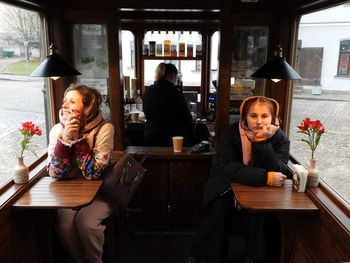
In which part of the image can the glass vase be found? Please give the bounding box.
[307,158,320,187]
[13,156,29,184]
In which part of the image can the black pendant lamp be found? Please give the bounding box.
[31,44,81,80]
[251,45,302,83]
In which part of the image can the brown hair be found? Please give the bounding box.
[64,84,102,125]
[154,62,178,81]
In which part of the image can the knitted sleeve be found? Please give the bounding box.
[73,123,114,180]
[47,124,73,179]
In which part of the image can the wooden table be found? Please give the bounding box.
[13,176,103,263]
[231,179,318,263]
[13,176,103,209]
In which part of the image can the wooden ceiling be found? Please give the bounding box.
[7,0,349,15]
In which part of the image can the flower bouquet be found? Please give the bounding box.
[297,117,325,187]
[14,122,42,184]
[18,121,42,157]
[297,117,325,159]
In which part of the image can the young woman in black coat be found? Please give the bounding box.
[142,63,193,146]
[187,96,290,263]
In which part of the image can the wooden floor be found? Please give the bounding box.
[114,231,195,263]
[113,229,247,263]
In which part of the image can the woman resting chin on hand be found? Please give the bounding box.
[47,84,115,263]
[59,107,82,143]
[187,96,290,263]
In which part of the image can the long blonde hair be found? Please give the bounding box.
[64,84,102,125]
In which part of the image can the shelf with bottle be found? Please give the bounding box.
[142,30,203,60]
[142,55,203,60]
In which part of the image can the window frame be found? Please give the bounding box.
[0,2,49,191]
[337,39,350,76]
[290,3,350,233]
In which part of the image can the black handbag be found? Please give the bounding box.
[93,121,147,207]
[99,153,147,207]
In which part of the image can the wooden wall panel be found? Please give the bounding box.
[292,188,350,263]
[0,199,41,263]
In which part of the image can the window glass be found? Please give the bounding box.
[230,27,268,123]
[290,2,350,204]
[0,3,48,186]
[121,30,135,78]
[73,24,111,121]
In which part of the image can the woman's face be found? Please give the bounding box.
[61,90,84,118]
[246,102,273,132]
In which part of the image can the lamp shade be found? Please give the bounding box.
[251,46,302,80]
[31,44,81,77]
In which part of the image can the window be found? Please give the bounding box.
[73,24,110,121]
[230,27,268,121]
[0,3,48,186]
[337,39,350,76]
[121,30,135,78]
[290,3,350,205]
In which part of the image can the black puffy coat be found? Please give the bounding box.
[204,122,290,205]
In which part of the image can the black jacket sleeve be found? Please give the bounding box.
[203,122,290,205]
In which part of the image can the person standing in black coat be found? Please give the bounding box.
[142,63,193,146]
[187,96,290,263]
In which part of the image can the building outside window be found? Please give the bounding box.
[290,2,350,204]
[337,39,350,76]
[0,2,48,186]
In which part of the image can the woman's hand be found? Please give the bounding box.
[254,124,279,139]
[61,109,81,142]
[271,172,287,187]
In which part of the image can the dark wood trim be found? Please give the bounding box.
[215,0,232,141]
[293,0,350,15]
[106,7,125,151]
[0,0,48,11]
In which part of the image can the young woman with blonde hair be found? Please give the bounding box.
[48,84,114,263]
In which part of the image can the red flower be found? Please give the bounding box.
[297,118,325,159]
[19,122,42,157]
[297,117,311,131]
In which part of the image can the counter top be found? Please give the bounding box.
[126,146,215,160]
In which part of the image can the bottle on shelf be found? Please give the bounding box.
[136,89,143,111]
[195,32,202,57]
[124,93,131,114]
[176,73,183,93]
[163,31,171,57]
[149,31,156,56]
[187,31,194,58]
[129,97,136,112]
[142,31,149,56]
[178,31,186,57]
[155,31,163,57]
[170,31,178,57]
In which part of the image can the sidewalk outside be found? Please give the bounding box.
[294,87,350,102]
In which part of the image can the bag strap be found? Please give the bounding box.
[92,120,107,149]
[130,150,147,165]
[139,154,147,165]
